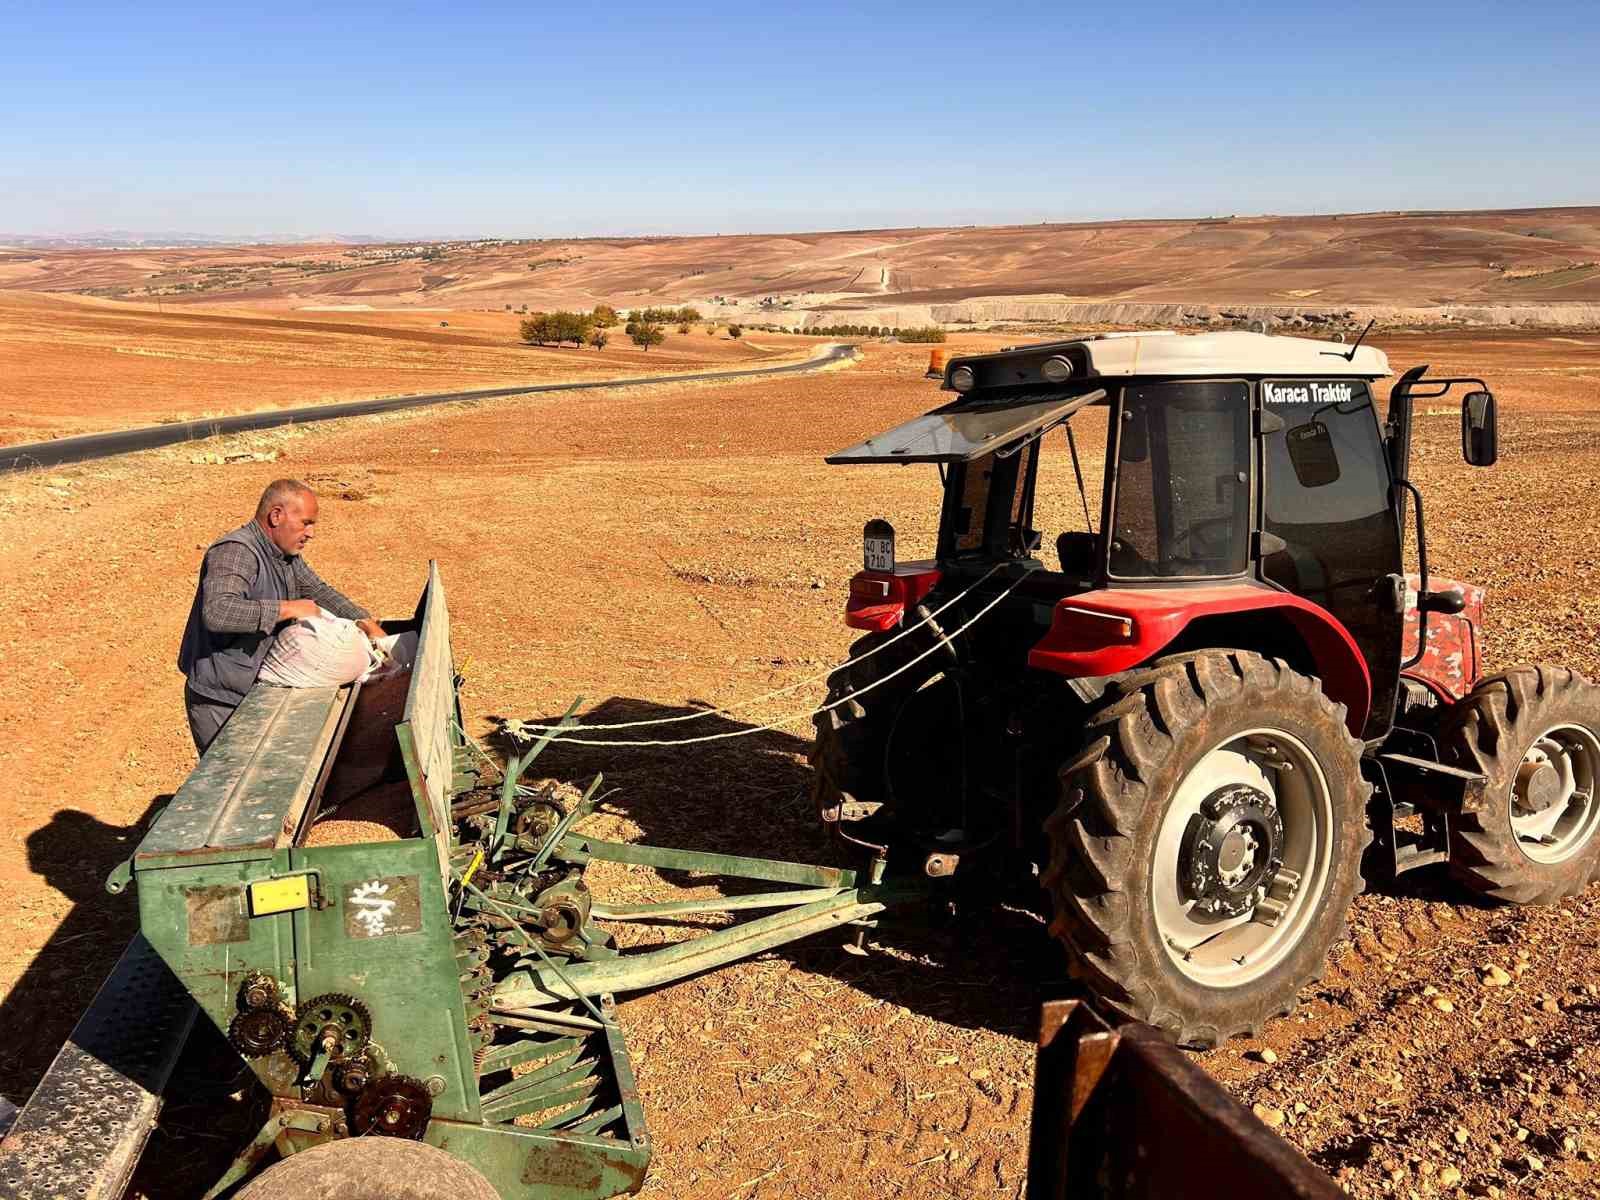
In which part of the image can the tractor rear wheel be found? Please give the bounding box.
[1045,651,1370,1048]
[810,629,945,835]
[236,1138,500,1200]
[1441,665,1600,904]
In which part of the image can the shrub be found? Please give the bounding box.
[727,324,742,338]
[588,328,609,351]
[898,326,946,343]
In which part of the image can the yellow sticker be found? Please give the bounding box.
[249,875,311,916]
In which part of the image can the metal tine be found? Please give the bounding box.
[476,1035,583,1079]
[491,1006,608,1031]
[527,1079,606,1129]
[568,1104,625,1137]
[484,1073,603,1123]
[478,1046,590,1105]
[539,1094,604,1132]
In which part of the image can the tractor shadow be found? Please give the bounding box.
[488,698,1071,1042]
[0,802,166,1108]
[2,801,268,1199]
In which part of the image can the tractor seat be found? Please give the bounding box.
[1056,531,1098,577]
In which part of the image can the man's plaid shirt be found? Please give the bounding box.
[202,522,369,634]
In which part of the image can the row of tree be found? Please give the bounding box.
[520,308,688,351]
[803,324,945,341]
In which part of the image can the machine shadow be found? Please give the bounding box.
[0,800,167,1106]
[487,698,1071,1041]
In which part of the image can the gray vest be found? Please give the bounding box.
[178,524,289,705]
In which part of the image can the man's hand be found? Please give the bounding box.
[278,598,319,622]
[356,618,385,642]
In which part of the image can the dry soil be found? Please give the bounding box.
[2,331,1600,1199]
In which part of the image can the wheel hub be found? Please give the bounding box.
[1180,784,1284,917]
[1515,756,1561,815]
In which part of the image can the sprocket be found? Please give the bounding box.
[349,1074,434,1139]
[290,993,373,1064]
[228,1005,292,1058]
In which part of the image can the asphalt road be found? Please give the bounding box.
[1,343,857,471]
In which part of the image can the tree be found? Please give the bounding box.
[520,310,592,347]
[727,324,743,339]
[630,322,665,350]
[591,303,619,327]
[520,313,550,345]
[677,306,702,323]
[705,324,717,336]
[624,319,640,336]
[588,327,609,351]
[679,322,691,334]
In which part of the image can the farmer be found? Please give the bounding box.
[178,478,383,754]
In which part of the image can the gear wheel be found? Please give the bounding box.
[290,993,372,1064]
[229,1006,292,1057]
[238,970,282,1011]
[350,1074,433,1139]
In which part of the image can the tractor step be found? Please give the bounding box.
[1372,752,1485,878]
[0,936,195,1200]
[1392,844,1451,871]
[1377,752,1486,787]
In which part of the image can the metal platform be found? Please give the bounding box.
[0,937,195,1200]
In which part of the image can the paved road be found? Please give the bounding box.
[1,343,856,471]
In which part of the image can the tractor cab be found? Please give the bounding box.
[826,330,1498,745]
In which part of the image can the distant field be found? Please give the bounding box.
[0,292,811,445]
[4,207,1600,316]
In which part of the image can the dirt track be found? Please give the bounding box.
[3,331,1600,1198]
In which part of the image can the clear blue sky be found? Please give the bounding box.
[3,0,1596,238]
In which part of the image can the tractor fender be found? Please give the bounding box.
[1028,583,1372,734]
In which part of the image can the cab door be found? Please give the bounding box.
[1258,379,1405,739]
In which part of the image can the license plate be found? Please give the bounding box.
[864,535,895,572]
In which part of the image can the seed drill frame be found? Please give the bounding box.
[0,565,908,1200]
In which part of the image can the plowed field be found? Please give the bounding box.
[3,330,1599,1199]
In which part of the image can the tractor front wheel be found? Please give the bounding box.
[1045,651,1370,1048]
[1441,665,1600,904]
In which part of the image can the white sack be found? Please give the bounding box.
[260,609,384,688]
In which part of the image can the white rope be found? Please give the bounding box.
[510,562,1004,733]
[521,567,1031,748]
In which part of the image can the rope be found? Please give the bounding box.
[510,562,1004,733]
[524,566,1031,747]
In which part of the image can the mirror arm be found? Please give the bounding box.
[1396,479,1429,669]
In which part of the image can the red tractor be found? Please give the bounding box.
[814,330,1600,1047]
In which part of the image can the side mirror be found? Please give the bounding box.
[1462,390,1497,467]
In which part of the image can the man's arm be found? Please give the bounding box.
[201,543,280,634]
[290,557,372,622]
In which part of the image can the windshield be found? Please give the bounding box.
[1110,381,1251,578]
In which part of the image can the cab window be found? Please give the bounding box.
[1110,381,1251,578]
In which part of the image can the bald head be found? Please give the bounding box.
[254,479,320,556]
[255,478,314,520]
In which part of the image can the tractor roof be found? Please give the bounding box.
[943,330,1390,394]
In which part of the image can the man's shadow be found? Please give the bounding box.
[488,698,1062,1042]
